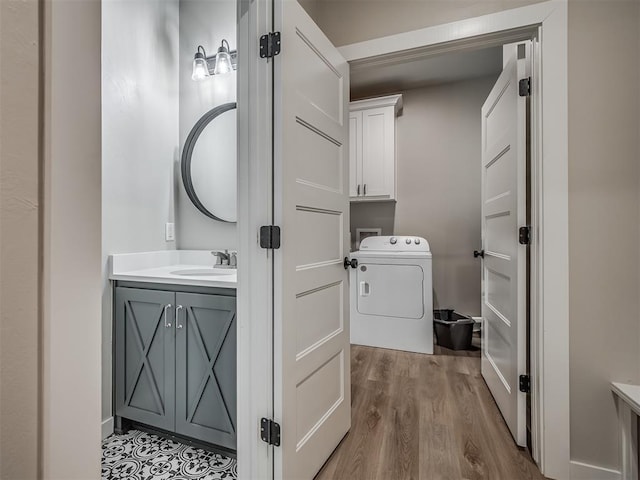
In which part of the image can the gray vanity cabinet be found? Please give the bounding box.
[175,293,236,449]
[114,285,236,450]
[114,288,176,432]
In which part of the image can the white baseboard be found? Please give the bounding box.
[102,416,114,440]
[571,460,620,480]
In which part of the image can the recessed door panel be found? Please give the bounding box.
[295,119,342,193]
[296,281,343,358]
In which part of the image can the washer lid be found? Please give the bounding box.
[359,235,430,253]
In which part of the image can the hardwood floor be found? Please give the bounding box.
[315,340,545,480]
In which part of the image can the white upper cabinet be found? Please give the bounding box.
[349,94,402,201]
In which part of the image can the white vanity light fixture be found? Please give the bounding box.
[191,40,237,80]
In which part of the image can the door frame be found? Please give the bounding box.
[237,0,275,479]
[338,1,569,478]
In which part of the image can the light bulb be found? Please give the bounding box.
[192,51,209,81]
[213,50,232,75]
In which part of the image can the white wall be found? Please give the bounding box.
[43,0,103,476]
[0,0,41,477]
[309,0,545,46]
[102,0,180,429]
[351,76,498,317]
[177,0,237,250]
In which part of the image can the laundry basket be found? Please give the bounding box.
[433,310,475,350]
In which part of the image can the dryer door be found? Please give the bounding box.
[356,263,424,319]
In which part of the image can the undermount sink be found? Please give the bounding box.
[170,268,236,277]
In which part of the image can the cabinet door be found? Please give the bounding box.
[361,106,395,198]
[174,292,237,449]
[349,111,362,197]
[114,287,175,431]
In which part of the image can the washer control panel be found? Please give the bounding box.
[359,235,430,252]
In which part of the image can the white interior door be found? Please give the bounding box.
[480,50,528,447]
[273,1,351,478]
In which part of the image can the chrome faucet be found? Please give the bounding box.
[211,249,237,269]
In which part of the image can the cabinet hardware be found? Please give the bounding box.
[163,304,172,328]
[519,374,531,393]
[357,184,360,196]
[474,250,485,258]
[519,226,531,245]
[176,305,183,329]
[364,184,367,195]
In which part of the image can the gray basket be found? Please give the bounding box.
[433,311,474,350]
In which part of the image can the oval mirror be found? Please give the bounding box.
[181,102,237,223]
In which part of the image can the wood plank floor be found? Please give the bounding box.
[315,339,545,480]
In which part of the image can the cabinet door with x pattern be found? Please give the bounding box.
[114,287,175,431]
[174,292,237,449]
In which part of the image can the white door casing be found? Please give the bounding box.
[480,51,528,447]
[273,1,351,479]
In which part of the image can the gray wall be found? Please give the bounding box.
[102,0,180,426]
[567,0,640,470]
[338,0,640,472]
[351,76,498,317]
[308,0,545,46]
[178,0,237,250]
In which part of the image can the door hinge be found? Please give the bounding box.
[259,226,281,249]
[260,418,281,446]
[519,226,531,245]
[519,374,531,393]
[519,77,531,97]
[259,32,281,59]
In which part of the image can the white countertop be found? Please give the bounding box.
[612,382,640,416]
[109,250,237,289]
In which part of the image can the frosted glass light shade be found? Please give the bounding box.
[213,50,232,75]
[192,53,208,81]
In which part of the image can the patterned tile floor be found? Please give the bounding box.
[102,430,237,480]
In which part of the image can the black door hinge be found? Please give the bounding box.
[519,374,531,393]
[519,77,531,97]
[260,418,281,446]
[259,226,281,249]
[519,226,531,245]
[260,32,281,59]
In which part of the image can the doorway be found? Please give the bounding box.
[317,37,536,476]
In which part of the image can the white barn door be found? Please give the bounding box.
[273,1,351,478]
[480,50,528,447]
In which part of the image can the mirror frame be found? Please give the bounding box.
[181,102,237,222]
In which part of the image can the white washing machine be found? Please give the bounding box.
[349,235,433,354]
